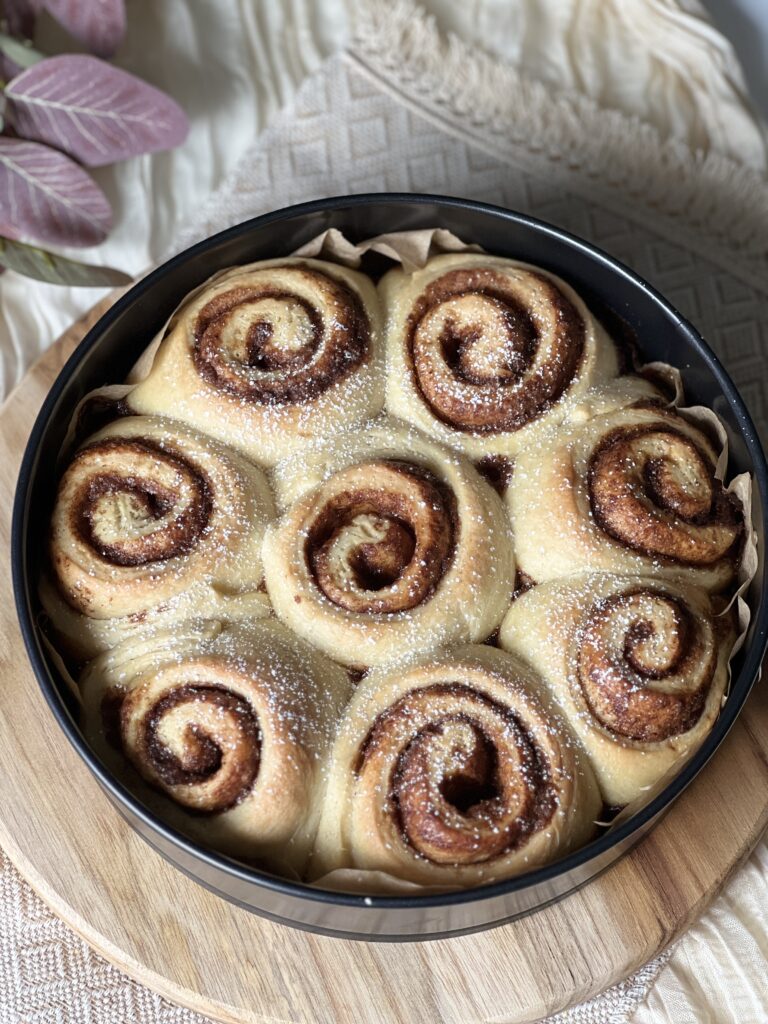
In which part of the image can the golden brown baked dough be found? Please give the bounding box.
[262,422,516,667]
[80,619,351,875]
[508,403,744,593]
[41,245,752,893]
[127,258,384,466]
[381,253,621,458]
[45,415,274,659]
[499,573,735,806]
[310,644,601,889]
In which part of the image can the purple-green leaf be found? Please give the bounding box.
[0,30,45,71]
[0,137,111,247]
[42,0,125,58]
[5,54,189,167]
[0,233,131,286]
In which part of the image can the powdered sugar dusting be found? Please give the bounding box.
[43,242,753,895]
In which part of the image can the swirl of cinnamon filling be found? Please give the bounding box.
[576,588,717,743]
[121,681,261,813]
[498,573,736,806]
[358,683,556,865]
[80,620,352,872]
[48,417,275,629]
[310,647,601,886]
[304,460,456,615]
[193,267,370,404]
[406,266,585,433]
[588,425,743,566]
[263,424,516,669]
[71,438,212,567]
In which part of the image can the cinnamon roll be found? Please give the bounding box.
[508,403,744,592]
[310,645,601,889]
[45,416,275,659]
[126,259,384,466]
[499,574,736,805]
[262,423,516,667]
[80,619,351,874]
[381,254,621,458]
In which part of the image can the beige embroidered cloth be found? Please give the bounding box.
[1,2,767,1021]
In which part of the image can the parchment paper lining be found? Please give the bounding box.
[50,227,759,895]
[293,226,483,272]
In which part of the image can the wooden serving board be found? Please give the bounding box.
[1,298,767,1024]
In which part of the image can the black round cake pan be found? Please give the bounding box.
[12,193,768,941]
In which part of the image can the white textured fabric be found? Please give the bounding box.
[1,0,766,400]
[425,0,768,168]
[1,2,767,1023]
[0,851,198,1024]
[633,841,768,1022]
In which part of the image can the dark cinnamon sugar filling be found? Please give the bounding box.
[476,454,514,495]
[356,683,556,865]
[588,424,743,566]
[193,267,370,404]
[305,461,457,614]
[137,684,261,813]
[577,589,716,742]
[406,267,585,433]
[70,438,212,566]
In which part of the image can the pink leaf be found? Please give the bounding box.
[42,0,126,58]
[5,54,189,167]
[1,51,21,80]
[0,137,111,247]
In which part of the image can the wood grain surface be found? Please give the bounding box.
[1,297,767,1024]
